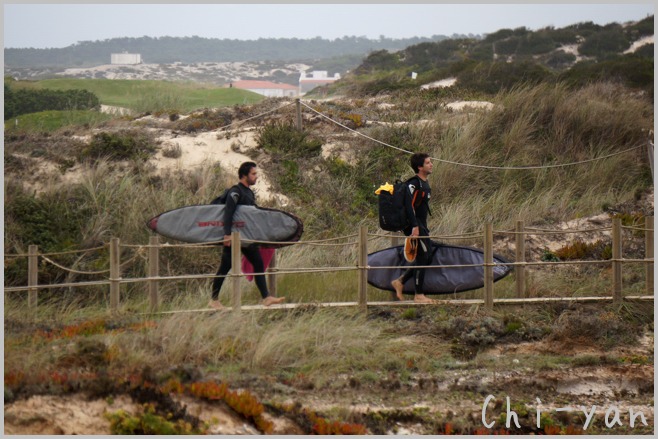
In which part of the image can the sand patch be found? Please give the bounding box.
[624,35,654,54]
[446,101,495,111]
[154,129,289,205]
[421,77,457,90]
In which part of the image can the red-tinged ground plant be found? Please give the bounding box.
[31,319,157,342]
[554,239,611,260]
[544,424,563,434]
[564,424,584,434]
[4,371,25,388]
[186,380,273,434]
[34,319,107,341]
[441,422,454,434]
[267,400,368,434]
[160,377,185,395]
[305,409,368,435]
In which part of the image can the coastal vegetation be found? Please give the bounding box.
[4,17,654,434]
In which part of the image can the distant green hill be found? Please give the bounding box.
[327,16,654,97]
[4,35,456,68]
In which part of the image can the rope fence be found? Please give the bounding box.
[299,101,647,171]
[4,100,654,312]
[5,216,653,313]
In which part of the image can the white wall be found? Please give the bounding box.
[111,53,142,65]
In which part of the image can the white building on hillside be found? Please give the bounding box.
[299,71,341,94]
[111,53,142,65]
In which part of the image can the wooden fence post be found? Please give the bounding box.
[148,235,159,311]
[295,98,302,131]
[646,216,654,295]
[267,251,277,297]
[515,220,526,298]
[358,226,368,311]
[28,245,38,309]
[110,237,120,310]
[484,223,494,309]
[231,232,242,312]
[612,218,622,303]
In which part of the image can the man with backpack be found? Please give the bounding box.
[391,152,436,304]
[208,161,285,309]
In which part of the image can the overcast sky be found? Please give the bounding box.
[3,2,655,49]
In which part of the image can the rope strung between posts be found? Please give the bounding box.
[215,101,295,132]
[622,225,654,232]
[300,101,643,170]
[4,244,107,258]
[40,247,145,275]
[241,235,359,246]
[524,226,612,234]
[370,231,484,239]
[121,234,361,249]
[41,255,110,275]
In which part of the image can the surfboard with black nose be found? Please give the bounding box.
[147,205,303,248]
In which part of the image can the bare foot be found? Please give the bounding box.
[262,296,285,306]
[208,300,225,310]
[391,278,405,301]
[414,294,436,304]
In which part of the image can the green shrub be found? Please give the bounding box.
[401,308,418,320]
[341,112,365,128]
[80,130,158,162]
[544,51,577,70]
[579,28,630,59]
[445,316,505,348]
[560,55,654,89]
[550,309,639,348]
[279,160,305,196]
[540,249,560,262]
[505,321,523,334]
[161,143,182,158]
[626,16,654,38]
[5,193,88,252]
[171,108,232,133]
[4,187,93,286]
[106,405,206,435]
[4,84,100,120]
[354,50,401,74]
[256,121,322,158]
[457,60,552,94]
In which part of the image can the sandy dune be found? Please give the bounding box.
[153,127,289,205]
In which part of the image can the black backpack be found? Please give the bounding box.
[377,177,417,232]
[210,185,236,205]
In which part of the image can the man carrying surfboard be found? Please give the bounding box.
[391,153,436,304]
[208,162,286,309]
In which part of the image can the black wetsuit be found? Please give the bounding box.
[399,176,432,294]
[211,183,270,300]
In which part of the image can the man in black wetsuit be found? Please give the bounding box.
[391,152,436,304]
[208,162,285,309]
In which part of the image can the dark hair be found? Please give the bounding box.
[410,153,430,174]
[238,161,257,179]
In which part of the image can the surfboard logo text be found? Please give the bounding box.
[197,221,245,228]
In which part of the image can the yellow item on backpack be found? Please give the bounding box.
[375,182,394,195]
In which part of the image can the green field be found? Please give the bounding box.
[9,78,264,112]
[4,109,114,133]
